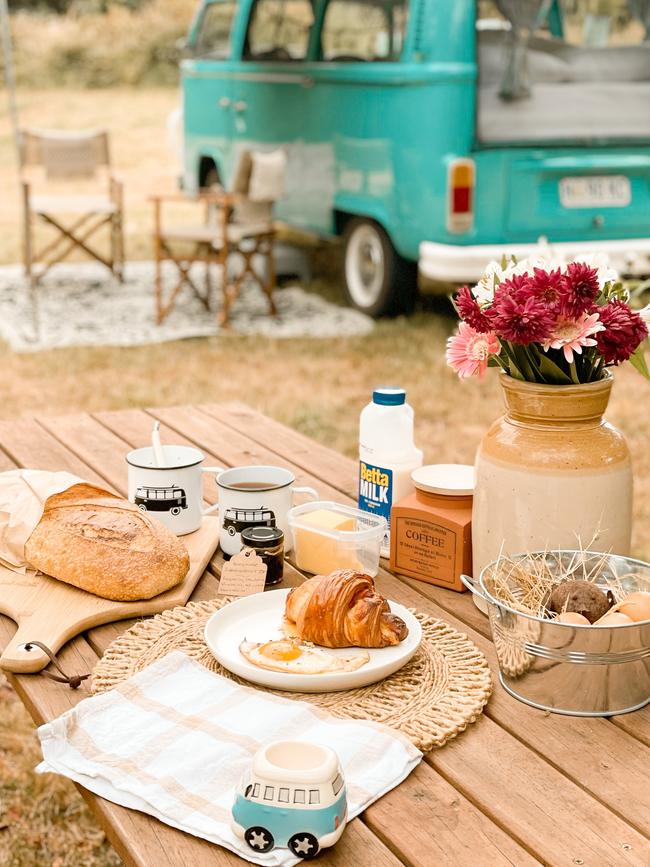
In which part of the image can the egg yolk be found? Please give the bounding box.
[260,640,302,661]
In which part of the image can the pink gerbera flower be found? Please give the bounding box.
[446,322,501,379]
[542,311,605,363]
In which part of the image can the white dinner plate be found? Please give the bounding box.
[204,588,422,693]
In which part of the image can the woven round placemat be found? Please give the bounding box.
[92,597,492,752]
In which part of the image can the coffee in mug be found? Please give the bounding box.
[213,465,318,556]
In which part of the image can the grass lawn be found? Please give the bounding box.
[1,88,650,866]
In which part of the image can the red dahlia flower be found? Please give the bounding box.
[561,262,600,318]
[528,267,564,311]
[595,300,648,364]
[490,280,556,344]
[455,285,492,333]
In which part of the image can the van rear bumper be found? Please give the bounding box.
[419,238,650,285]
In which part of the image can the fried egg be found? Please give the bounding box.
[239,638,369,674]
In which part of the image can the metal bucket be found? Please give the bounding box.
[462,551,650,717]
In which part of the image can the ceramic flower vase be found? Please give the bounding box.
[231,740,347,859]
[472,372,632,599]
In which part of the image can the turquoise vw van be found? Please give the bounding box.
[181,0,650,315]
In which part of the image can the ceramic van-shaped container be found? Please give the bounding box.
[472,373,632,586]
[231,741,347,860]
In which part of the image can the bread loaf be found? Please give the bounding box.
[25,483,189,601]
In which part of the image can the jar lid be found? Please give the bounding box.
[240,526,284,547]
[372,387,405,406]
[411,464,475,496]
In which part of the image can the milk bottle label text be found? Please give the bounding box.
[358,461,393,526]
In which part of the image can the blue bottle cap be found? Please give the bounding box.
[372,387,406,406]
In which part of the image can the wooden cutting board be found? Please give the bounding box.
[0,516,220,674]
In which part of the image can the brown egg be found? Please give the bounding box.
[555,611,590,625]
[594,611,634,627]
[547,580,611,624]
[616,591,650,623]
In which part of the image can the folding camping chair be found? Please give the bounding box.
[20,129,124,294]
[151,148,286,327]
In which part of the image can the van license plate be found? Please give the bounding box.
[559,175,631,209]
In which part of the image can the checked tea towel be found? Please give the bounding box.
[36,651,422,865]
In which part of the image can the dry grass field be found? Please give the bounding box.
[1,89,650,866]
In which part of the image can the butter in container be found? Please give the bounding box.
[287,501,386,577]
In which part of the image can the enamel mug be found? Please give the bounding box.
[126,445,221,536]
[212,465,318,556]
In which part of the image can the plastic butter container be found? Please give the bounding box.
[287,501,386,577]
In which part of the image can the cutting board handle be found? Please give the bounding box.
[1,619,61,673]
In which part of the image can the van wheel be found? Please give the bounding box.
[170,506,181,516]
[288,832,320,859]
[342,218,417,317]
[244,826,274,853]
[138,504,147,512]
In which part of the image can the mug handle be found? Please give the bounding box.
[292,485,319,503]
[201,466,225,516]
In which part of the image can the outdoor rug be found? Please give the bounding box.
[0,262,373,352]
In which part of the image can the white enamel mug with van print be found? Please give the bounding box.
[213,465,318,556]
[126,446,221,536]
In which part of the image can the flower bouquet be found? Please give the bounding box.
[446,257,649,384]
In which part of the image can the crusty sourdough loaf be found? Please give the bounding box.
[24,483,189,601]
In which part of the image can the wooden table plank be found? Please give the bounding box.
[198,402,359,500]
[148,404,345,503]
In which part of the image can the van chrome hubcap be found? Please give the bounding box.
[346,224,385,308]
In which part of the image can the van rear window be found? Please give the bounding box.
[477,0,650,143]
[321,0,408,62]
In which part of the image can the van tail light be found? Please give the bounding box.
[447,158,475,234]
[334,815,340,830]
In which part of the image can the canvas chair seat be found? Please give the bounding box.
[161,221,274,246]
[20,128,124,337]
[152,148,287,327]
[29,195,118,215]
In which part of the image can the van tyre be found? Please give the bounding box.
[244,826,274,853]
[342,218,417,317]
[287,832,320,859]
[138,504,147,512]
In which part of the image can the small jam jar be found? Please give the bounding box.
[389,464,474,592]
[240,526,285,586]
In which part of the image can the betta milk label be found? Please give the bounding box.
[358,461,393,527]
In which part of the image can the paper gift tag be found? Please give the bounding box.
[218,549,267,597]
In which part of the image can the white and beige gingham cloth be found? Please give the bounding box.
[36,651,422,866]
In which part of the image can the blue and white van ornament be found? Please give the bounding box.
[231,740,347,860]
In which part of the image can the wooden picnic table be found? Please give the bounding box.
[1,403,649,867]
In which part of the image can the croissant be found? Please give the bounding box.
[285,569,408,648]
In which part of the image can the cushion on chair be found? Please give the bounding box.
[161,222,273,247]
[248,150,287,203]
[29,195,117,215]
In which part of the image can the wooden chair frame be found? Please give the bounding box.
[20,131,125,298]
[151,191,277,327]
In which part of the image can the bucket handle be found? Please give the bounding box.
[460,574,488,601]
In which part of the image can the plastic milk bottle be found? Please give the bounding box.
[358,387,423,553]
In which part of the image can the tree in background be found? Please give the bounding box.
[8,0,146,13]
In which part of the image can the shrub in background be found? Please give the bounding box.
[9,0,197,87]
